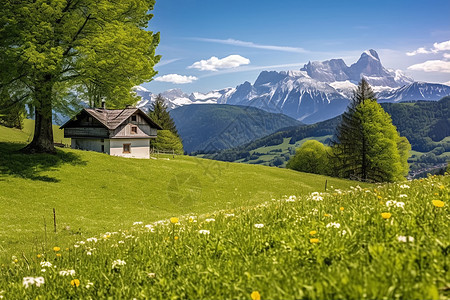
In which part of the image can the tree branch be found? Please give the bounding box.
[62,13,93,57]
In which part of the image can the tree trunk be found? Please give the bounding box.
[21,75,55,154]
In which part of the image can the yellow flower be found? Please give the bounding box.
[71,279,80,287]
[37,254,41,258]
[432,200,445,208]
[309,230,317,236]
[439,185,444,190]
[377,195,383,199]
[381,212,391,219]
[170,217,179,224]
[56,253,61,257]
[65,248,69,251]
[324,213,331,217]
[174,236,179,240]
[310,238,319,244]
[53,246,61,252]
[13,259,18,263]
[339,207,344,211]
[251,291,261,300]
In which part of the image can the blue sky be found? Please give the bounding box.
[143,0,450,94]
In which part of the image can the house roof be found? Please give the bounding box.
[61,108,163,130]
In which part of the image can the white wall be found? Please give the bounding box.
[109,139,150,159]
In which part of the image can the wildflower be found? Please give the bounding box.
[254,224,264,229]
[133,221,143,225]
[397,236,414,243]
[432,200,445,208]
[286,195,296,202]
[170,217,179,224]
[205,218,215,222]
[86,251,92,256]
[71,279,80,287]
[381,212,392,219]
[251,291,261,300]
[309,230,317,236]
[147,272,156,278]
[41,269,46,273]
[310,238,319,244]
[85,281,94,289]
[118,241,125,244]
[86,237,98,243]
[56,254,61,257]
[23,277,45,288]
[340,230,347,236]
[224,213,235,218]
[74,244,80,248]
[145,225,155,232]
[386,200,395,207]
[395,202,405,208]
[199,230,210,235]
[324,213,332,217]
[326,222,341,229]
[37,254,41,258]
[339,207,344,211]
[59,270,76,276]
[112,259,126,269]
[399,184,410,189]
[78,241,86,245]
[439,185,444,190]
[40,261,52,268]
[53,246,60,252]
[174,236,179,240]
[399,194,408,198]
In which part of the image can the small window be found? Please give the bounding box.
[100,139,104,143]
[131,126,137,134]
[123,143,131,153]
[131,115,137,122]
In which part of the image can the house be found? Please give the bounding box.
[60,107,162,159]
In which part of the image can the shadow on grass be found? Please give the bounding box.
[0,142,86,182]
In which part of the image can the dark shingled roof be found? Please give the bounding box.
[61,108,163,130]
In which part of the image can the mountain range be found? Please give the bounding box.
[135,50,450,124]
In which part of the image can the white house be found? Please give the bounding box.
[60,107,162,159]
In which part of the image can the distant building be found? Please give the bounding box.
[60,107,162,159]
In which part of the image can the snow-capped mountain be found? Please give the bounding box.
[135,50,449,124]
[134,87,234,112]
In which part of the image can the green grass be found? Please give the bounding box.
[0,125,360,261]
[0,172,447,299]
[21,119,71,146]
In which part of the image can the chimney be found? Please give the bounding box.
[101,100,106,109]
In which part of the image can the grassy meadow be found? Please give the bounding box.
[0,171,448,299]
[0,124,357,260]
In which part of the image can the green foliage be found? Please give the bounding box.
[148,94,179,136]
[0,95,25,129]
[151,130,184,154]
[0,0,160,151]
[332,80,410,182]
[0,171,448,299]
[287,140,331,175]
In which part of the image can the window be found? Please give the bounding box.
[101,145,105,153]
[131,126,137,134]
[131,115,137,122]
[123,143,131,153]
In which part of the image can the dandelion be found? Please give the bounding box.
[326,222,341,229]
[23,277,45,288]
[381,212,392,219]
[309,230,317,236]
[310,238,319,244]
[53,246,60,252]
[199,230,210,235]
[324,213,332,217]
[56,254,61,257]
[37,254,41,258]
[70,279,80,287]
[174,236,179,240]
[432,200,445,208]
[439,185,444,190]
[251,291,261,300]
[339,207,344,211]
[112,259,126,269]
[254,224,264,229]
[59,270,76,276]
[170,217,179,224]
[205,218,215,222]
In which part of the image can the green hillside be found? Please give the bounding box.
[206,98,450,172]
[0,124,359,260]
[170,104,301,153]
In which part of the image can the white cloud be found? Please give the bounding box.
[188,55,250,71]
[443,53,450,60]
[407,60,450,73]
[192,38,308,53]
[443,81,450,86]
[406,40,450,56]
[154,74,198,84]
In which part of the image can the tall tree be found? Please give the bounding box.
[332,79,410,182]
[148,94,179,137]
[0,0,160,153]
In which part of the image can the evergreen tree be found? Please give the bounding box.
[332,79,410,182]
[148,94,179,137]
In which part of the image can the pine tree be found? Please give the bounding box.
[148,94,179,137]
[332,79,410,182]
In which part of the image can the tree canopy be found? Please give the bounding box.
[0,0,160,153]
[332,79,410,182]
[286,140,331,175]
